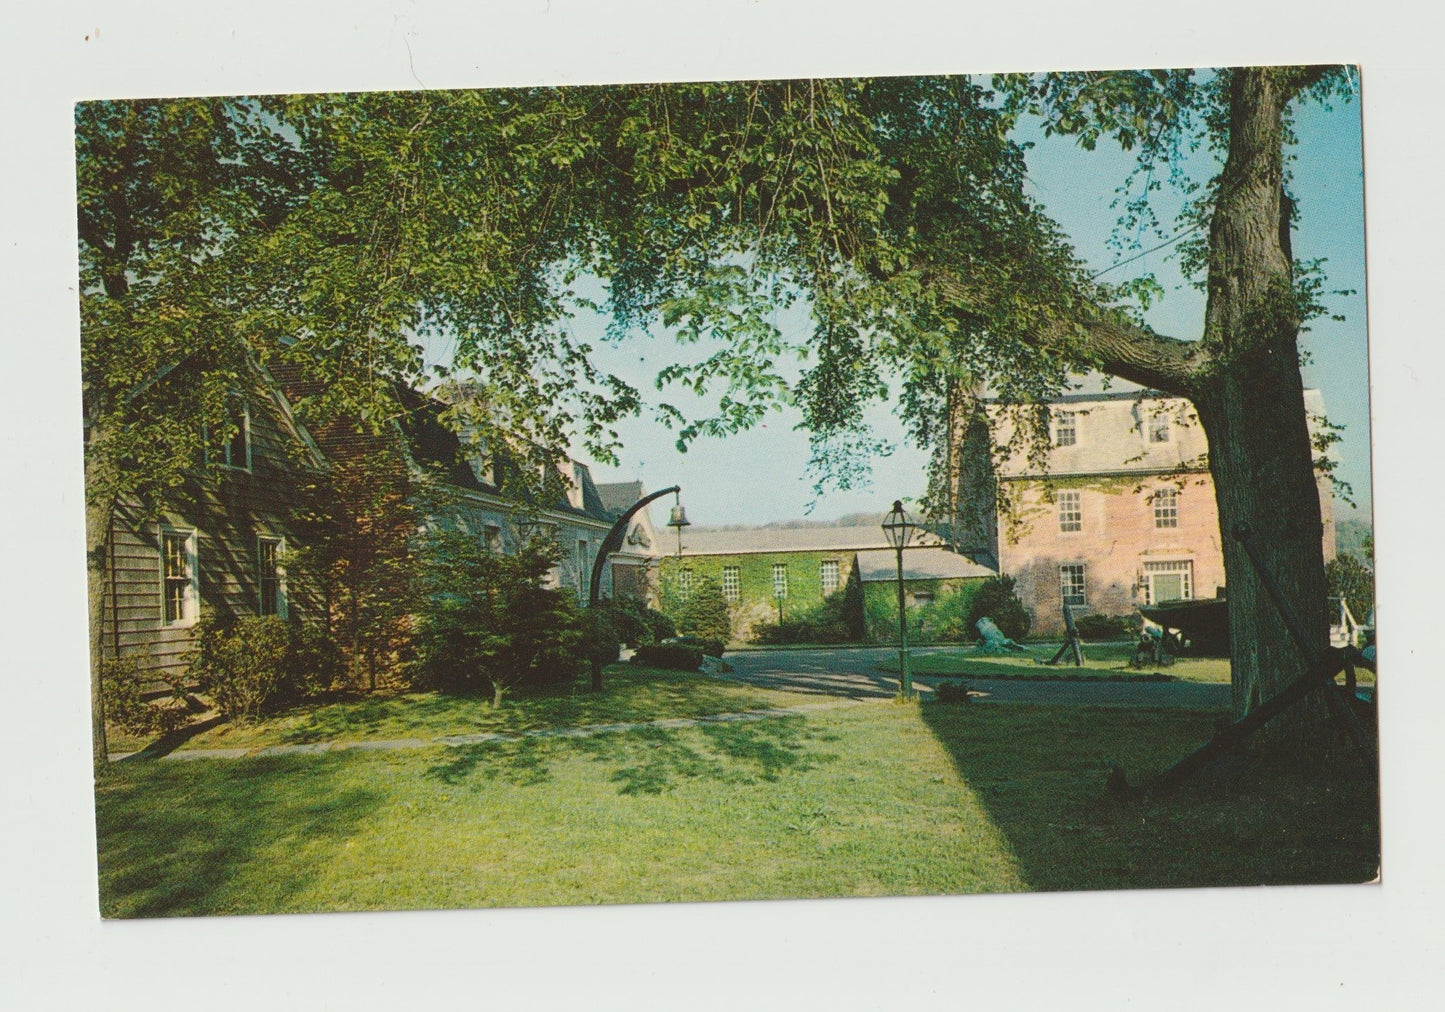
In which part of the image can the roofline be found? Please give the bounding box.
[669,541,941,558]
[985,387,1320,406]
[998,466,1211,482]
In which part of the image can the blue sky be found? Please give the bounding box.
[443,77,1373,530]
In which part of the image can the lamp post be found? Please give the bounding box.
[882,499,916,699]
[586,485,683,692]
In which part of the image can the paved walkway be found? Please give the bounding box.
[719,646,1233,709]
[114,647,1231,763]
[111,698,871,763]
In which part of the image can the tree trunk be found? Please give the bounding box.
[1192,68,1330,738]
[85,493,113,769]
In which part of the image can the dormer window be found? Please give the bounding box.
[1148,412,1171,444]
[1053,410,1077,447]
[207,402,251,470]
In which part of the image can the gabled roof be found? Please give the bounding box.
[596,480,645,518]
[269,361,614,525]
[855,546,996,582]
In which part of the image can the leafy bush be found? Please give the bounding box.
[190,617,290,720]
[632,642,704,671]
[669,635,725,658]
[99,655,189,736]
[412,531,584,706]
[966,576,1031,642]
[579,608,623,667]
[673,576,733,645]
[752,590,860,645]
[933,679,972,704]
[598,595,675,647]
[1073,613,1142,641]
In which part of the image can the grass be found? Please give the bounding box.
[121,665,824,753]
[95,698,1379,917]
[876,641,1234,683]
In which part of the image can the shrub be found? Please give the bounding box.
[1073,613,1142,641]
[752,590,859,646]
[933,679,972,704]
[190,617,292,721]
[598,596,675,648]
[632,642,705,671]
[579,608,623,667]
[99,655,188,736]
[669,635,725,658]
[412,532,585,705]
[966,576,1031,642]
[674,576,732,645]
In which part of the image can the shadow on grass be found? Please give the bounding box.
[918,702,1380,893]
[96,754,382,918]
[423,716,838,797]
[267,667,794,747]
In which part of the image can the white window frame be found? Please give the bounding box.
[1153,488,1179,529]
[160,527,200,628]
[1053,410,1078,447]
[577,539,590,597]
[678,567,694,600]
[257,535,288,619]
[820,559,840,596]
[721,565,741,603]
[1142,560,1194,604]
[1057,490,1082,533]
[205,402,252,472]
[1060,563,1087,609]
[772,563,789,599]
[1147,411,1171,444]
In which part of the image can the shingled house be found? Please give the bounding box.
[96,362,621,685]
[950,385,1338,637]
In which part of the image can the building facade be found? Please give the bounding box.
[953,387,1337,638]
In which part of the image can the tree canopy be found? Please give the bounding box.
[79,67,1359,739]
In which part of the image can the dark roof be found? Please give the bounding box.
[596,481,644,518]
[269,361,613,524]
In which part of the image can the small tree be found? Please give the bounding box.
[413,530,584,707]
[674,576,733,646]
[1326,553,1375,627]
[966,576,1031,643]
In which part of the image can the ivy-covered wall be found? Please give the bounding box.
[660,549,856,640]
[861,578,987,645]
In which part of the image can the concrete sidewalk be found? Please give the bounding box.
[110,697,871,762]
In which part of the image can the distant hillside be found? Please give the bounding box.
[1336,512,1374,562]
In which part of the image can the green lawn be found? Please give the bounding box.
[95,698,1379,917]
[124,665,824,753]
[877,641,1234,683]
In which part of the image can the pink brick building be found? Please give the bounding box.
[955,387,1336,638]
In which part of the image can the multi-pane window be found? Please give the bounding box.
[577,540,590,597]
[161,530,197,626]
[1143,561,1193,604]
[1060,564,1087,608]
[820,559,840,596]
[721,566,741,602]
[1053,410,1077,447]
[772,563,788,599]
[678,568,693,600]
[1148,412,1171,443]
[483,525,502,553]
[1153,488,1179,528]
[1058,490,1082,532]
[258,537,285,617]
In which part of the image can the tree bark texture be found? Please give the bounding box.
[1078,69,1329,734]
[85,491,113,768]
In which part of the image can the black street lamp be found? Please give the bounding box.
[882,499,917,699]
